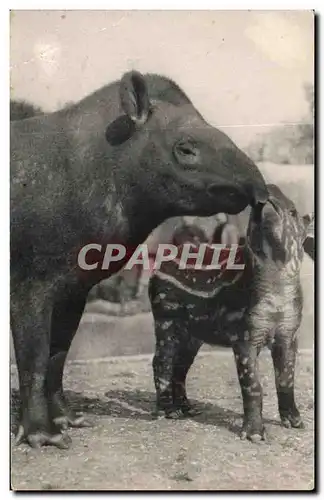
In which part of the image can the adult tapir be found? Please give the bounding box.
[11,70,268,449]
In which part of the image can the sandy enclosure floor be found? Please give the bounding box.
[11,349,314,491]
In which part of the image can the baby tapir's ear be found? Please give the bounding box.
[119,70,151,125]
[220,224,240,246]
[303,212,315,239]
[302,212,315,261]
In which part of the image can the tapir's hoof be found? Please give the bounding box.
[49,392,94,430]
[181,405,203,417]
[15,425,72,449]
[151,408,184,420]
[281,415,305,429]
[152,404,202,420]
[240,422,266,443]
[165,408,185,419]
[53,413,93,430]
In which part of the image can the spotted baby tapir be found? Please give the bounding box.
[148,184,314,441]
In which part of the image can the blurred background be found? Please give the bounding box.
[10,10,314,359]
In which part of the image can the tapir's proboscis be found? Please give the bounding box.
[11,70,268,449]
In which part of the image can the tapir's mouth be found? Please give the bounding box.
[206,184,248,213]
[267,198,281,214]
[207,183,244,199]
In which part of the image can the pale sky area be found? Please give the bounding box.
[10,10,314,147]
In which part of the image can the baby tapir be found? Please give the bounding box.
[148,184,314,441]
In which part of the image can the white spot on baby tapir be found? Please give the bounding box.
[241,357,249,365]
[187,304,195,309]
[198,314,209,321]
[229,334,238,342]
[48,172,53,181]
[159,340,165,347]
[218,306,227,316]
[244,331,250,342]
[166,303,179,310]
[250,391,261,397]
[160,293,166,300]
[227,311,244,321]
[161,321,173,330]
[159,378,170,390]
[252,382,259,389]
[243,368,248,374]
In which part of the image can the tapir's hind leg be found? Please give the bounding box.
[11,283,71,449]
[46,285,91,430]
[152,319,181,418]
[172,337,202,416]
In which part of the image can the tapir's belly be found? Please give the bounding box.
[183,297,247,345]
[149,274,248,346]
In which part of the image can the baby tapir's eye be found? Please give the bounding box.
[289,208,298,217]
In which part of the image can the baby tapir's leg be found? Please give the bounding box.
[172,336,203,416]
[232,338,265,442]
[271,330,304,429]
[152,318,180,418]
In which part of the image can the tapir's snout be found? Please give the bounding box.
[206,137,269,211]
[234,152,269,208]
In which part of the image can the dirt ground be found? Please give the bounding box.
[11,349,314,491]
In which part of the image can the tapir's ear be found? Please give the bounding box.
[302,212,315,260]
[303,212,315,239]
[119,71,151,125]
[220,224,240,246]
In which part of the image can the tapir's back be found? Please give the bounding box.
[149,244,252,346]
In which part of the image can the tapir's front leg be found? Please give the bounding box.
[271,330,304,429]
[46,284,92,430]
[232,338,265,442]
[11,281,71,449]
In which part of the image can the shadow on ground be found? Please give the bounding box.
[10,386,293,440]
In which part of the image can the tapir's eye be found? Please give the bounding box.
[173,139,200,165]
[289,208,297,217]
